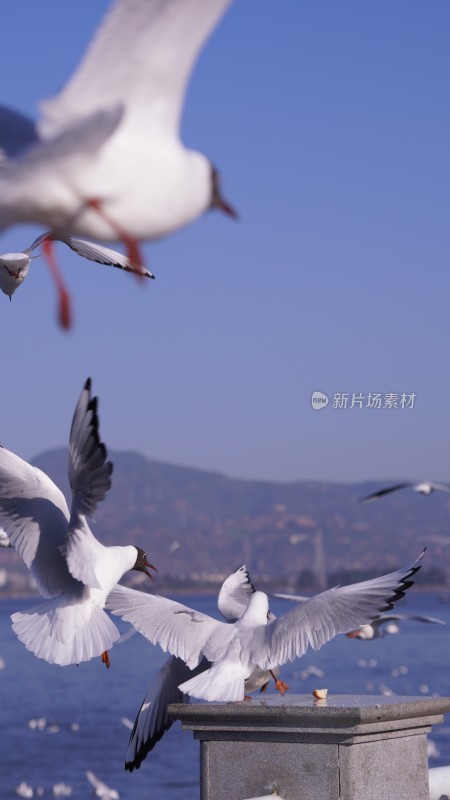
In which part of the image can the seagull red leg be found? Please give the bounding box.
[101,650,111,669]
[270,670,289,696]
[86,199,147,280]
[41,237,72,330]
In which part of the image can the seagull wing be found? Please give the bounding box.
[24,232,51,255]
[359,483,412,502]
[39,0,234,138]
[0,105,37,159]
[68,378,112,518]
[23,233,153,277]
[61,237,154,277]
[251,552,425,671]
[125,654,208,771]
[375,613,446,627]
[429,483,450,494]
[407,614,446,625]
[0,107,123,232]
[270,592,309,602]
[107,584,232,669]
[217,564,255,622]
[0,445,71,597]
[64,379,113,589]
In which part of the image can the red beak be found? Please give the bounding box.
[145,559,158,579]
[219,197,239,219]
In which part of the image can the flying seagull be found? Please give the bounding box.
[0,231,153,303]
[1,378,156,667]
[86,771,119,800]
[360,482,450,503]
[345,613,446,640]
[0,0,237,328]
[123,565,287,771]
[107,551,425,703]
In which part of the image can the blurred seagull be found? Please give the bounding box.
[0,0,237,328]
[123,565,287,771]
[86,771,119,800]
[345,613,446,640]
[108,552,424,703]
[0,231,153,301]
[2,378,156,667]
[360,482,450,502]
[0,526,12,547]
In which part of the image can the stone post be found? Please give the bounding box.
[169,694,450,800]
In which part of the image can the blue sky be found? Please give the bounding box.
[0,1,449,483]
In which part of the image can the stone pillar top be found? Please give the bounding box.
[169,694,450,737]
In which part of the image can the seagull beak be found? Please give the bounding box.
[145,559,158,579]
[217,196,239,219]
[211,167,239,219]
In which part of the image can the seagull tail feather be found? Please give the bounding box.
[11,597,119,667]
[179,661,246,702]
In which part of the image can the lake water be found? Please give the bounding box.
[2,591,450,800]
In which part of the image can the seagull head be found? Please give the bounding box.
[239,591,270,627]
[210,166,238,219]
[0,254,31,296]
[346,624,374,640]
[132,546,157,579]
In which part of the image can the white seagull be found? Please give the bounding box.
[345,613,446,640]
[123,565,287,771]
[0,526,12,547]
[360,482,450,502]
[86,771,119,800]
[0,231,153,305]
[0,0,237,327]
[1,378,156,667]
[107,552,425,703]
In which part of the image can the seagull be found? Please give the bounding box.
[86,771,119,800]
[0,0,237,328]
[0,231,153,303]
[359,482,450,502]
[123,565,287,771]
[107,551,425,703]
[0,526,12,547]
[2,378,156,667]
[345,613,446,640]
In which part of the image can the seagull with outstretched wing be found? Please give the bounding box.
[123,565,287,771]
[107,552,425,703]
[0,231,153,300]
[2,379,156,667]
[360,482,450,502]
[345,613,446,640]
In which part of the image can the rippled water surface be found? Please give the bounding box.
[2,591,450,799]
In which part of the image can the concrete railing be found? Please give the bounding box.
[169,694,450,800]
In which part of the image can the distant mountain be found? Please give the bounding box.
[1,448,449,592]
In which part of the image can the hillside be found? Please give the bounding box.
[1,448,449,594]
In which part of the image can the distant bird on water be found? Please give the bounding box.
[86,771,119,800]
[345,613,446,640]
[108,552,425,703]
[0,231,153,302]
[360,482,450,503]
[1,378,156,667]
[0,0,237,328]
